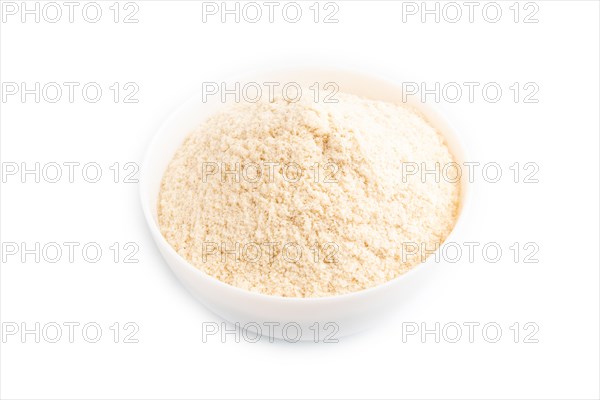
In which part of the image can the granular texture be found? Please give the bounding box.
[158,93,460,297]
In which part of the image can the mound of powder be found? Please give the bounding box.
[158,92,460,297]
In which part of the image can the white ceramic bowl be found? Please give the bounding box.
[140,67,470,341]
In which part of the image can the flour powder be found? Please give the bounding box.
[158,92,460,297]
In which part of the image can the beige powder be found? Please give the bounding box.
[158,92,460,297]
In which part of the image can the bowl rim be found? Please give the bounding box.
[139,65,472,304]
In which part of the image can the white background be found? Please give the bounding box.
[1,1,599,399]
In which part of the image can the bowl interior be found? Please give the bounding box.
[140,67,470,289]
